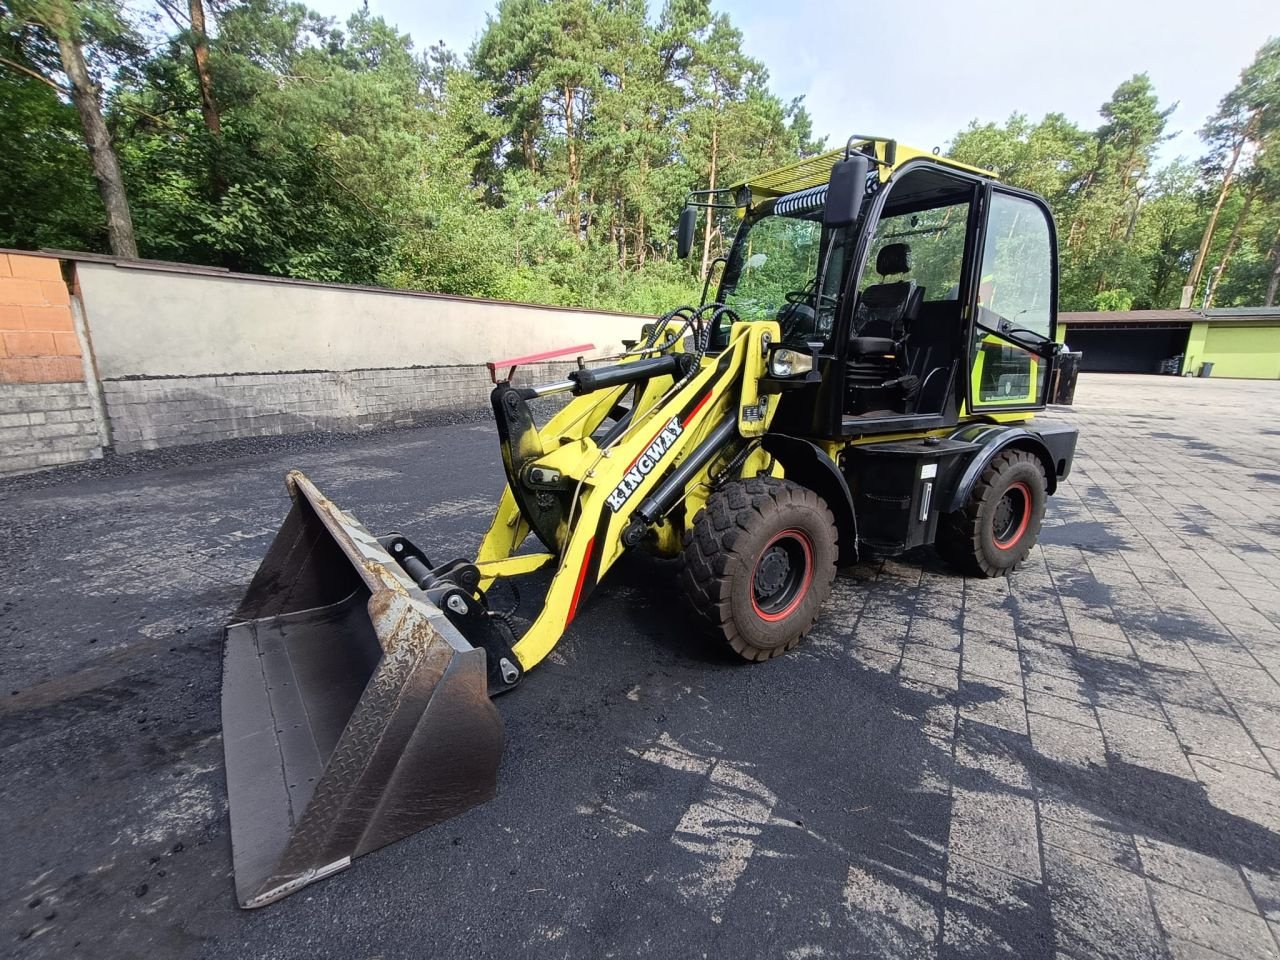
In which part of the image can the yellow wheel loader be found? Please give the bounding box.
[222,136,1078,907]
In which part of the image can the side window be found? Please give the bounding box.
[861,201,971,302]
[970,192,1054,407]
[977,194,1053,335]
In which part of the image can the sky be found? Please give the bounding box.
[308,0,1278,166]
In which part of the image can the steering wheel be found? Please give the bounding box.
[784,286,838,310]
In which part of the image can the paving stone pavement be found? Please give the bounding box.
[1,372,1279,960]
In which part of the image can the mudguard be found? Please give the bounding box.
[761,433,859,564]
[938,422,1077,514]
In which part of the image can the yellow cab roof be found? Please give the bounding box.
[731,139,996,208]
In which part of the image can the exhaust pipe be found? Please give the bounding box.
[222,471,504,907]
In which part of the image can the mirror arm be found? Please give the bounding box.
[700,256,728,306]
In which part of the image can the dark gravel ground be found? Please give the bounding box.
[3,375,1279,960]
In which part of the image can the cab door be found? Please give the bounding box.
[966,189,1058,412]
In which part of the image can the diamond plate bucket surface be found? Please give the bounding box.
[222,471,504,908]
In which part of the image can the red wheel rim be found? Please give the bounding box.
[750,529,814,622]
[993,480,1032,550]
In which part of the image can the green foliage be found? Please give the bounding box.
[0,70,103,249]
[0,0,1277,314]
[1093,289,1134,312]
[949,55,1280,310]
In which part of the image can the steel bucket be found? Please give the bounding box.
[222,471,504,907]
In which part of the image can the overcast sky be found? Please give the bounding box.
[309,0,1278,165]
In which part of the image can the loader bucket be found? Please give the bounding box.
[222,470,504,908]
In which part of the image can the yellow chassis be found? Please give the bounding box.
[473,319,781,672]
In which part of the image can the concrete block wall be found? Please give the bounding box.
[103,360,578,454]
[0,253,104,474]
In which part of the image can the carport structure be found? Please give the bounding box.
[1060,307,1280,378]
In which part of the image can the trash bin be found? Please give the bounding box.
[1199,362,1214,378]
[1050,351,1081,405]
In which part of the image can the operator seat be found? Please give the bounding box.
[846,242,924,416]
[850,242,922,350]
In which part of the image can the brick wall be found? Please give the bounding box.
[102,361,579,454]
[0,254,83,384]
[0,254,105,474]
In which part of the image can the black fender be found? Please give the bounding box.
[761,434,859,564]
[939,422,1077,514]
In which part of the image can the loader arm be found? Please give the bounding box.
[479,320,779,671]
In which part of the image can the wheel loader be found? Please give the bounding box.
[222,135,1078,907]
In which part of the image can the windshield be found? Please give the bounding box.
[711,206,847,349]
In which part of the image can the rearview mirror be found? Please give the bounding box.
[824,155,869,227]
[676,206,697,259]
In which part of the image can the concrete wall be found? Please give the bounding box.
[1,253,653,464]
[102,359,579,454]
[75,261,639,378]
[0,253,105,474]
[60,258,647,454]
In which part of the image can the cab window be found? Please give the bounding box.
[970,192,1054,407]
[861,200,971,302]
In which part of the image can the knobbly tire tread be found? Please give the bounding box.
[936,449,1047,578]
[677,477,838,661]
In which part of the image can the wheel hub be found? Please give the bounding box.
[993,481,1031,549]
[754,547,790,597]
[750,530,813,620]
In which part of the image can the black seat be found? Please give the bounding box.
[845,243,925,416]
[851,243,923,347]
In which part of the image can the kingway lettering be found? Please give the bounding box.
[606,416,683,511]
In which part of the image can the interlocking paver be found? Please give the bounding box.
[3,372,1280,959]
[1147,879,1279,959]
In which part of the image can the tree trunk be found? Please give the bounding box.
[563,85,579,242]
[53,24,137,258]
[1262,227,1280,307]
[700,123,717,280]
[1065,169,1096,251]
[188,0,220,136]
[1186,113,1257,296]
[1205,177,1259,309]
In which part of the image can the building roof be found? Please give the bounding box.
[1061,308,1280,326]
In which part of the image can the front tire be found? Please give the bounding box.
[936,449,1046,577]
[678,478,838,661]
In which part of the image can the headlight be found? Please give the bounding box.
[769,348,814,378]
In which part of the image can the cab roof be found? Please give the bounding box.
[731,138,996,209]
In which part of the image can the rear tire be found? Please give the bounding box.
[677,478,838,661]
[936,449,1046,577]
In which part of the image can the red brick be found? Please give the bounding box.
[54,332,82,357]
[0,356,82,383]
[0,358,39,383]
[0,305,23,330]
[40,280,71,306]
[46,356,83,381]
[0,335,6,358]
[0,279,45,306]
[21,305,74,332]
[8,254,63,282]
[3,330,55,357]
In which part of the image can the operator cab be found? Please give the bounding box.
[686,141,1061,440]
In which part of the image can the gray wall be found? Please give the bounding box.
[66,259,649,455]
[76,261,640,378]
[102,360,577,454]
[0,381,104,472]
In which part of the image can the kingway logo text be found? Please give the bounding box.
[606,416,683,512]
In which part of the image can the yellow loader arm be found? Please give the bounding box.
[221,311,779,907]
